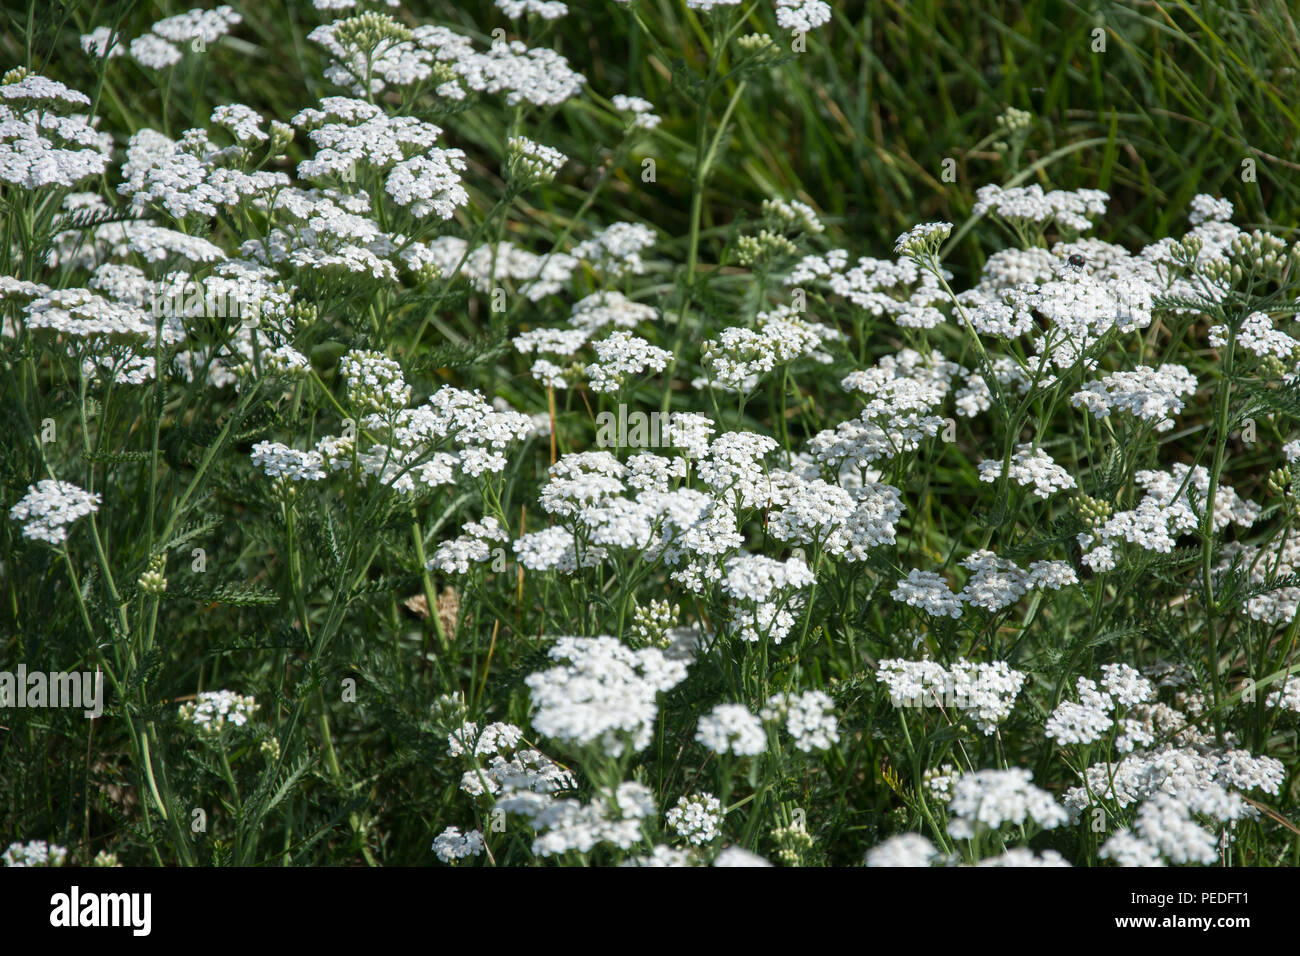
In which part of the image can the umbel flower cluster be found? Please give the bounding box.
[3,0,1300,870]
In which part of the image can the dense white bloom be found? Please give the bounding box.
[891,570,963,618]
[178,690,258,734]
[864,833,940,867]
[1071,365,1197,432]
[974,183,1108,232]
[876,658,1025,734]
[432,826,485,862]
[1210,311,1297,361]
[1188,194,1233,225]
[150,6,241,45]
[978,444,1077,499]
[611,94,661,130]
[666,793,723,845]
[585,331,671,392]
[774,0,832,31]
[712,846,773,866]
[250,441,326,482]
[81,27,125,59]
[130,34,183,69]
[2,841,68,867]
[0,77,109,189]
[1079,464,1257,566]
[453,39,586,107]
[525,637,688,756]
[946,768,1069,839]
[429,518,509,574]
[696,703,767,756]
[1045,678,1114,746]
[9,480,101,546]
[721,553,815,644]
[761,690,839,751]
[572,223,656,279]
[497,0,568,17]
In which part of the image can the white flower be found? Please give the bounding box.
[761,690,840,751]
[9,480,101,546]
[585,331,671,392]
[178,690,258,734]
[978,444,1077,499]
[1045,677,1114,745]
[864,833,940,867]
[946,768,1068,839]
[1071,365,1197,432]
[250,441,327,482]
[774,0,832,32]
[2,840,68,867]
[525,636,688,756]
[432,826,485,862]
[712,846,772,866]
[666,793,723,845]
[891,569,963,618]
[696,703,767,756]
[130,34,183,69]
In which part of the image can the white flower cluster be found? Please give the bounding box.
[973,183,1108,232]
[760,690,840,751]
[2,840,68,867]
[178,690,258,735]
[666,793,723,845]
[452,38,586,107]
[945,768,1070,839]
[0,73,110,190]
[1209,311,1298,361]
[340,349,411,415]
[1045,668,1154,747]
[429,518,509,574]
[721,553,815,644]
[611,94,661,130]
[701,306,841,392]
[585,331,671,392]
[447,719,575,798]
[250,441,327,483]
[893,552,1076,618]
[1078,464,1258,571]
[572,222,657,279]
[9,479,101,546]
[431,826,485,863]
[1071,364,1198,432]
[876,658,1026,734]
[978,444,1077,499]
[292,97,468,220]
[525,636,689,756]
[497,0,569,19]
[774,0,832,32]
[695,703,767,756]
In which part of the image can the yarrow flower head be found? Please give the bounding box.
[525,636,688,757]
[2,840,68,867]
[178,690,258,735]
[695,703,767,756]
[9,480,101,546]
[666,793,723,845]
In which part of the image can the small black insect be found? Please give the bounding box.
[1067,253,1087,268]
